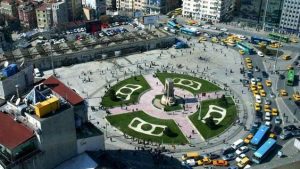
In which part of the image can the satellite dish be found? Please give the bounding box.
[4,61,9,68]
[15,98,21,106]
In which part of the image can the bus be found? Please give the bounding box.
[236,42,256,55]
[252,138,276,164]
[268,33,290,43]
[251,36,271,45]
[249,125,270,150]
[167,19,182,30]
[180,27,200,36]
[287,69,295,86]
[181,152,200,161]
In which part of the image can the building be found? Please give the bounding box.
[116,0,145,12]
[36,3,52,29]
[83,6,95,20]
[0,75,104,169]
[67,0,82,21]
[0,0,18,17]
[144,0,181,14]
[279,0,300,34]
[0,32,6,51]
[106,0,116,10]
[18,1,38,29]
[182,0,235,23]
[82,0,106,19]
[238,0,283,30]
[51,0,69,26]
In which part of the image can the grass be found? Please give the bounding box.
[156,72,221,95]
[189,97,237,139]
[101,75,150,108]
[106,111,188,144]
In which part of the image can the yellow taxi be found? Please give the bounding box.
[287,65,294,70]
[264,105,271,112]
[257,82,263,89]
[269,133,277,139]
[290,38,299,43]
[247,63,253,69]
[260,90,266,97]
[239,50,245,55]
[282,54,291,60]
[211,37,219,43]
[280,89,288,96]
[244,134,254,144]
[250,85,257,91]
[254,103,261,111]
[202,157,212,165]
[198,37,207,42]
[197,160,204,165]
[272,108,279,116]
[253,90,259,97]
[245,57,252,63]
[265,80,272,87]
[293,92,300,101]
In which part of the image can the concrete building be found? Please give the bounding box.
[67,0,83,21]
[51,0,69,26]
[82,0,106,19]
[0,75,104,169]
[36,3,52,29]
[279,0,300,34]
[106,0,116,10]
[116,0,145,12]
[144,0,181,14]
[182,0,235,23]
[83,6,95,20]
[18,1,38,29]
[0,0,18,17]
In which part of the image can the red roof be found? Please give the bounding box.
[0,113,34,150]
[43,76,84,105]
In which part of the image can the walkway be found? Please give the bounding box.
[108,74,225,143]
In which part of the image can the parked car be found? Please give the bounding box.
[280,131,293,140]
[292,130,300,137]
[284,125,298,131]
[235,146,249,155]
[275,117,281,124]
[222,153,236,161]
[262,71,268,78]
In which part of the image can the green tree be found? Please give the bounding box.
[205,116,217,129]
[109,89,119,101]
[220,95,228,107]
[163,127,178,137]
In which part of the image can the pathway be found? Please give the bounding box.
[109,74,225,143]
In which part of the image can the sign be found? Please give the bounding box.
[134,11,143,18]
[143,15,158,25]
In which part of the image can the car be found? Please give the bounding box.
[197,159,204,166]
[283,125,298,131]
[222,147,235,155]
[293,61,299,66]
[260,90,266,97]
[245,57,252,63]
[256,77,262,82]
[287,65,294,70]
[257,82,263,89]
[235,156,242,163]
[253,121,260,128]
[222,153,236,161]
[247,63,253,69]
[270,92,276,98]
[280,89,288,96]
[202,157,212,165]
[250,78,256,85]
[235,146,249,155]
[244,134,253,144]
[254,66,260,72]
[212,160,228,166]
[253,90,259,97]
[254,103,261,111]
[255,95,262,103]
[262,71,269,78]
[293,92,300,101]
[239,50,245,55]
[282,54,291,60]
[265,121,271,126]
[250,84,257,91]
[257,51,264,57]
[265,80,272,87]
[269,133,277,139]
[265,99,271,105]
[265,112,271,121]
[272,108,278,116]
[275,116,281,124]
[220,28,228,32]
[264,105,271,112]
[280,131,293,140]
[292,130,300,137]
[198,36,207,42]
[208,153,220,160]
[182,159,196,166]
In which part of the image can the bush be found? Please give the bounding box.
[205,116,217,129]
[109,89,119,101]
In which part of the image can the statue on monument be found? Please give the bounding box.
[161,78,175,106]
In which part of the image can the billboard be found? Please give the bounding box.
[85,20,101,33]
[143,15,158,25]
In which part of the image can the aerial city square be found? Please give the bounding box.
[0,0,300,169]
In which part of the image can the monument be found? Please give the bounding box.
[161,78,175,106]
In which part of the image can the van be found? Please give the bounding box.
[34,68,41,77]
[231,139,244,149]
[182,152,200,161]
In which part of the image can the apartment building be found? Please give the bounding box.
[116,0,146,12]
[51,0,69,26]
[0,0,18,17]
[82,0,106,19]
[67,0,82,21]
[18,1,38,29]
[182,0,235,23]
[36,3,52,29]
[279,0,300,33]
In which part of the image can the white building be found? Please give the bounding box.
[279,0,300,34]
[182,0,235,23]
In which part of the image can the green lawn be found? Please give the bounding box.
[189,97,237,139]
[101,76,150,108]
[106,111,188,144]
[156,72,221,95]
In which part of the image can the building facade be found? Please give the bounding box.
[51,0,69,26]
[18,2,37,29]
[143,0,181,14]
[279,0,300,34]
[36,3,52,29]
[67,0,82,21]
[82,0,106,19]
[182,0,235,23]
[0,0,18,17]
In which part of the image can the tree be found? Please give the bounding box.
[163,127,178,137]
[205,116,217,129]
[109,89,119,101]
[220,94,228,107]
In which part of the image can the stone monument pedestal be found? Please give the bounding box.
[161,78,175,106]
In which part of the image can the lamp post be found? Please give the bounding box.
[262,0,269,31]
[49,41,56,76]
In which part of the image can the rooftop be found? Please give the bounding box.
[0,112,35,150]
[43,76,84,106]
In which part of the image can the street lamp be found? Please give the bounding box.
[49,41,56,76]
